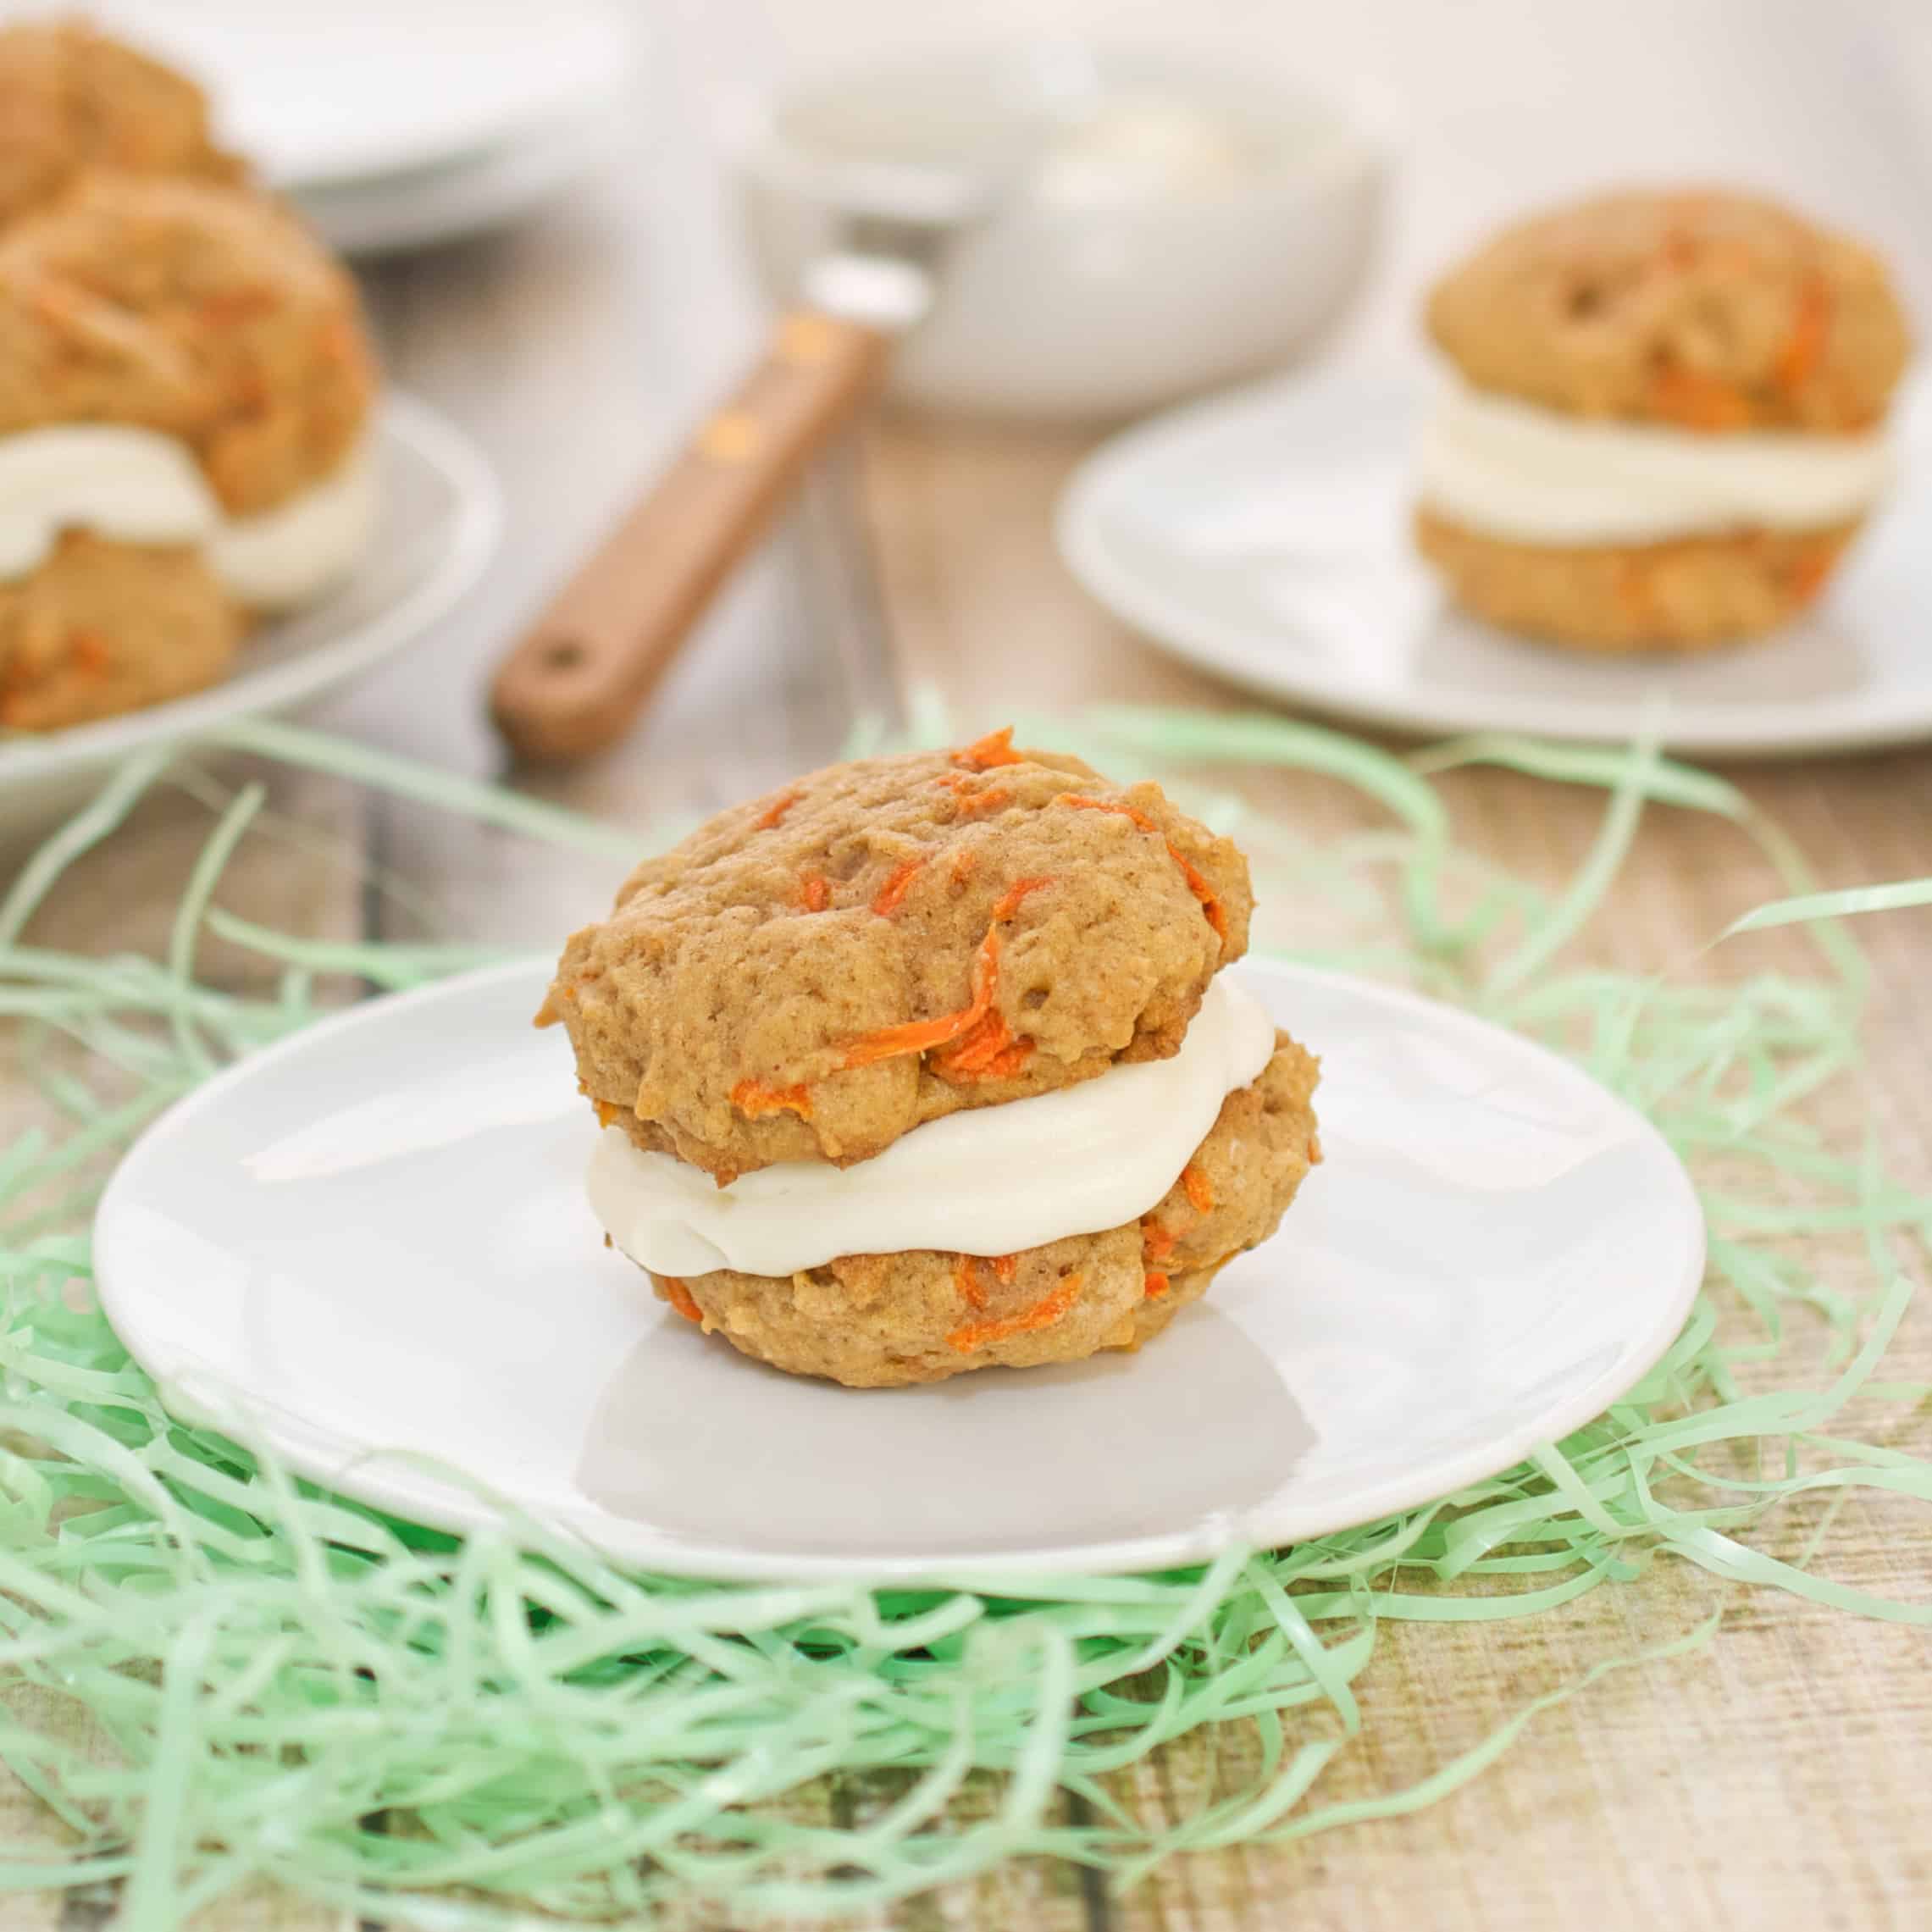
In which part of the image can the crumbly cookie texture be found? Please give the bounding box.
[543,732,1255,1183]
[0,530,241,730]
[642,1033,1321,1387]
[1415,506,1857,653]
[1426,189,1910,433]
[0,174,377,513]
[0,19,244,229]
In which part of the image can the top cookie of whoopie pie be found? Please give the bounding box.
[0,19,244,230]
[1426,188,1911,434]
[540,729,1252,1184]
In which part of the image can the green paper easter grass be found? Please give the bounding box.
[0,707,1925,1927]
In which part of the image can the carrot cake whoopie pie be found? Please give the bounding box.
[541,730,1323,1388]
[0,172,379,729]
[1416,188,1912,652]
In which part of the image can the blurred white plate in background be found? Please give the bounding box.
[291,112,623,257]
[88,0,634,187]
[0,396,499,827]
[1060,368,1932,758]
[95,955,1703,1582]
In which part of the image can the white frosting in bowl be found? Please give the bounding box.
[1416,377,1894,545]
[587,972,1278,1280]
[0,425,374,610]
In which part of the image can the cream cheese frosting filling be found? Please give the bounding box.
[587,972,1278,1280]
[0,425,374,609]
[1416,376,1893,545]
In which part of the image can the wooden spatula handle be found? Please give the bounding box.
[490,309,894,762]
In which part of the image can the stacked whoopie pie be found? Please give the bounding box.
[1415,188,1912,652]
[542,730,1322,1387]
[0,20,379,730]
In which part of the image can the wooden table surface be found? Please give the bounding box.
[11,2,1932,1927]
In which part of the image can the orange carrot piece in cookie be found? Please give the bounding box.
[952,725,1023,771]
[842,1008,983,1069]
[934,1003,1034,1080]
[1787,547,1836,606]
[953,1254,988,1310]
[871,857,925,916]
[1775,277,1831,392]
[731,1078,814,1121]
[992,1254,1018,1284]
[754,789,800,830]
[946,1273,1082,1352]
[1182,1165,1216,1214]
[1143,1272,1171,1299]
[594,1099,618,1129]
[662,1277,703,1323]
[935,772,1013,817]
[989,876,1053,922]
[841,876,1053,1069]
[1142,1219,1177,1263]
[799,872,831,911]
[1648,364,1752,431]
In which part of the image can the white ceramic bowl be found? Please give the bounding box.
[734,45,1392,422]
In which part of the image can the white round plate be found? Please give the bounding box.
[0,395,499,825]
[1059,368,1932,758]
[292,113,619,258]
[86,0,634,187]
[95,956,1705,1583]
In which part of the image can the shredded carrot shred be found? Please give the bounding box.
[197,285,279,329]
[933,1010,1033,1080]
[840,1008,983,1070]
[799,872,831,911]
[1649,364,1751,431]
[951,725,1022,771]
[661,1277,703,1324]
[754,789,800,830]
[992,1254,1017,1284]
[1143,1219,1177,1263]
[949,849,978,886]
[731,1078,813,1121]
[1182,1165,1215,1214]
[947,1273,1082,1352]
[989,877,1052,923]
[935,772,1013,817]
[594,1099,618,1130]
[1055,794,1228,943]
[1775,276,1831,392]
[1143,1272,1171,1299]
[953,1254,988,1311]
[871,857,925,916]
[1787,547,1836,606]
[840,876,1053,1070]
[69,629,109,679]
[1660,230,1701,270]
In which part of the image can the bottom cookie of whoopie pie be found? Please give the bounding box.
[1414,506,1859,653]
[0,531,243,730]
[629,1032,1320,1387]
